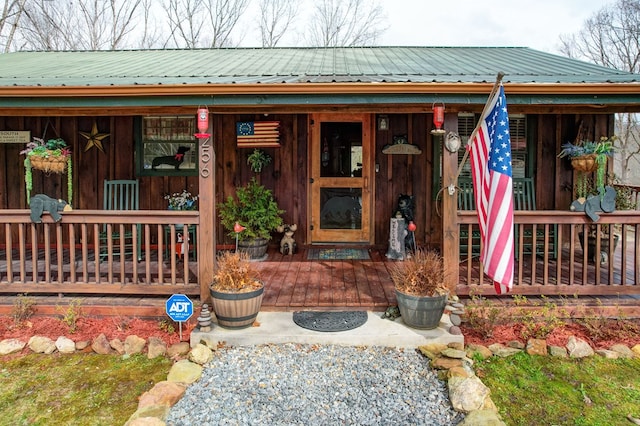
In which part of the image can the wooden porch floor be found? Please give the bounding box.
[1,247,639,318]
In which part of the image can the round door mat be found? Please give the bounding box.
[292,311,368,332]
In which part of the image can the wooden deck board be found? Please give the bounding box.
[1,247,639,317]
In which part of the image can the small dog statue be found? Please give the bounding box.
[276,224,297,255]
[152,146,190,170]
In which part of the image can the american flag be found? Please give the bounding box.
[236,121,280,148]
[468,85,514,294]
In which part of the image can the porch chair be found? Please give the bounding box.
[457,177,557,259]
[99,179,142,261]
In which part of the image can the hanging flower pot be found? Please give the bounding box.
[29,151,69,174]
[570,154,598,173]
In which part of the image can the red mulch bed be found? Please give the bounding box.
[460,320,640,349]
[0,315,195,346]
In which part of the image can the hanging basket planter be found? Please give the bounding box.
[29,152,69,174]
[570,154,599,173]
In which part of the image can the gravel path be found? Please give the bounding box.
[166,343,464,425]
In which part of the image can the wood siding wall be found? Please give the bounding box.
[0,112,614,249]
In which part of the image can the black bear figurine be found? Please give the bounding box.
[30,194,72,223]
[395,194,415,252]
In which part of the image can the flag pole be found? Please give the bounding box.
[449,72,505,192]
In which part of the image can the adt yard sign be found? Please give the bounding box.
[166,294,193,322]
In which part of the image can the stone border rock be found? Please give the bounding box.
[420,337,640,426]
[2,333,639,426]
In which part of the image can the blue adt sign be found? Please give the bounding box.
[166,294,193,322]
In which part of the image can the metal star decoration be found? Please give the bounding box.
[79,121,109,153]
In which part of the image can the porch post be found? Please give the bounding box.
[441,114,460,294]
[197,116,215,303]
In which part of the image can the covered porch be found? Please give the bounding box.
[1,208,639,318]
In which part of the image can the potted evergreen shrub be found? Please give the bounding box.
[209,251,263,328]
[389,249,451,329]
[217,177,284,260]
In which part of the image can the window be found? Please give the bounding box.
[456,114,528,179]
[433,113,532,197]
[136,116,198,176]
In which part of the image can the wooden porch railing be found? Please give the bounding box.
[456,210,640,296]
[0,210,200,296]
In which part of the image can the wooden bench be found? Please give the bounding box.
[458,177,557,259]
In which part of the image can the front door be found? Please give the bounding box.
[309,113,372,243]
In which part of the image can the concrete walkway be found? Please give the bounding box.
[190,311,463,349]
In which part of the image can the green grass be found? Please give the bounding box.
[0,353,172,426]
[476,352,640,426]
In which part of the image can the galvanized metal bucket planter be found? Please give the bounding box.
[395,290,447,330]
[210,283,264,329]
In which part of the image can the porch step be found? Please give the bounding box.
[190,311,464,349]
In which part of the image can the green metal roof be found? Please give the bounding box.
[0,46,637,86]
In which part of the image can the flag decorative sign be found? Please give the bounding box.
[468,84,514,294]
[236,121,280,148]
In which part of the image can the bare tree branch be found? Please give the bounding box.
[306,0,388,47]
[18,0,143,51]
[560,0,640,184]
[259,0,300,47]
[0,0,27,52]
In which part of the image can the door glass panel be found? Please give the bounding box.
[320,122,363,177]
[319,187,362,230]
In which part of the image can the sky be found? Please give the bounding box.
[379,0,608,53]
[240,0,610,54]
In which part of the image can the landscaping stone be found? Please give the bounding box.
[507,340,525,350]
[419,343,447,355]
[548,345,568,357]
[595,349,619,359]
[188,343,213,365]
[567,336,594,358]
[55,336,76,354]
[167,342,191,358]
[75,340,90,350]
[125,335,147,355]
[91,333,113,355]
[166,359,203,384]
[28,335,56,354]
[125,417,166,426]
[147,337,167,359]
[432,356,464,370]
[125,405,170,424]
[488,343,521,357]
[441,348,467,359]
[632,344,640,357]
[449,325,462,335]
[466,343,492,360]
[0,338,26,355]
[457,409,506,426]
[448,375,491,413]
[137,381,186,409]
[609,344,635,359]
[448,366,470,378]
[526,338,547,356]
[110,338,125,355]
[448,341,465,351]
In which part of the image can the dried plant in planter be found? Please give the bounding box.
[211,251,262,293]
[389,249,450,297]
